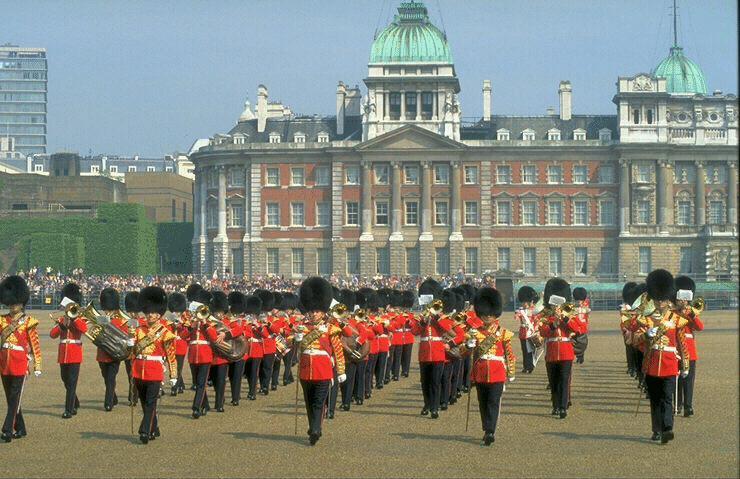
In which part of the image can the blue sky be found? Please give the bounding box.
[5,0,738,156]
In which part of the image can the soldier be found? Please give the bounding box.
[129,286,178,444]
[255,289,277,395]
[123,291,141,405]
[387,290,416,382]
[187,289,218,418]
[50,283,87,419]
[572,287,590,364]
[280,293,301,386]
[184,284,203,391]
[297,277,346,445]
[515,286,539,374]
[209,290,242,412]
[673,275,702,418]
[463,287,516,446]
[0,276,42,442]
[244,295,266,401]
[227,291,247,406]
[97,288,129,411]
[620,282,639,378]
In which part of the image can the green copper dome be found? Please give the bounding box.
[370,1,452,64]
[653,46,707,95]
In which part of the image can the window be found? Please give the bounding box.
[172,199,176,222]
[575,247,588,276]
[404,93,417,120]
[207,205,217,228]
[522,129,536,141]
[599,200,616,225]
[523,248,537,276]
[434,164,449,184]
[435,247,450,275]
[229,204,243,228]
[547,165,562,184]
[599,248,616,275]
[314,166,330,186]
[547,201,563,225]
[496,201,512,225]
[406,247,420,275]
[372,164,389,185]
[265,203,280,227]
[638,247,651,275]
[269,133,281,143]
[34,164,44,173]
[677,201,692,225]
[547,129,561,141]
[346,202,359,225]
[573,165,588,184]
[465,248,479,274]
[294,133,306,143]
[376,247,390,275]
[207,171,218,188]
[88,164,99,174]
[421,92,434,119]
[464,202,479,225]
[317,248,331,275]
[497,247,511,271]
[290,167,305,186]
[599,129,612,141]
[708,201,724,224]
[109,165,118,174]
[345,165,360,185]
[464,165,479,184]
[290,203,305,226]
[405,201,418,225]
[636,200,650,224]
[497,129,510,141]
[229,168,245,187]
[128,166,137,173]
[404,164,419,184]
[389,93,401,120]
[573,200,588,225]
[317,132,329,143]
[147,166,156,172]
[496,165,511,184]
[549,248,562,276]
[646,109,654,124]
[266,167,280,186]
[598,165,615,183]
[574,129,587,141]
[522,201,538,225]
[346,247,360,275]
[316,202,330,226]
[632,108,640,124]
[434,201,448,225]
[375,201,389,225]
[266,248,280,275]
[292,249,304,276]
[679,247,693,274]
[636,164,651,183]
[522,165,536,184]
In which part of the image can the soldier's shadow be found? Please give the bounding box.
[391,431,478,445]
[79,431,140,444]
[542,431,653,444]
[225,431,307,445]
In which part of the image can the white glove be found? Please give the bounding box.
[34,370,42,378]
[466,339,476,348]
[294,333,304,342]
[318,324,328,333]
[337,374,347,384]
[508,376,516,383]
[646,327,658,338]
[126,338,135,347]
[169,378,178,387]
[680,370,689,379]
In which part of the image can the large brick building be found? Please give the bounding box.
[190,1,738,283]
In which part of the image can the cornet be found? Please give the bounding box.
[330,303,349,322]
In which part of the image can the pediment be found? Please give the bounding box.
[357,125,465,151]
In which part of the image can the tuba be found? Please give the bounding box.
[81,303,131,362]
[207,311,248,362]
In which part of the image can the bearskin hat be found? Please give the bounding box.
[185,283,203,302]
[401,290,416,308]
[626,283,647,306]
[273,292,285,311]
[377,288,392,308]
[281,293,300,311]
[254,289,274,312]
[646,269,674,301]
[99,288,120,311]
[360,288,379,311]
[61,282,82,305]
[621,282,637,304]
[124,291,140,313]
[193,289,212,306]
[332,286,341,301]
[543,278,571,305]
[389,290,403,308]
[0,275,30,306]
[517,285,538,304]
[474,287,503,319]
[418,278,442,299]
[459,284,476,303]
[209,291,229,314]
[244,295,262,315]
[340,289,356,310]
[674,275,696,294]
[139,286,167,315]
[228,291,245,315]
[299,277,334,313]
[573,287,588,301]
[167,292,187,313]
[441,289,458,314]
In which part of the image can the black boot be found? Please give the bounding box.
[482,432,495,446]
[661,430,674,444]
[651,432,661,441]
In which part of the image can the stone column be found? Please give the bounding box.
[191,167,202,274]
[400,91,406,120]
[213,165,229,276]
[728,161,738,225]
[657,159,673,234]
[619,158,630,235]
[242,162,251,276]
[416,91,422,120]
[390,161,403,241]
[360,160,374,242]
[449,160,463,241]
[695,161,706,227]
[420,161,433,241]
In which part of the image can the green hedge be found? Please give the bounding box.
[157,222,193,274]
[19,233,85,274]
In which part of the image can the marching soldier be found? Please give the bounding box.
[166,292,188,396]
[186,289,217,418]
[673,275,702,418]
[129,286,178,444]
[209,290,241,412]
[463,287,516,446]
[0,276,42,442]
[255,289,276,395]
[50,283,87,419]
[97,288,129,411]
[243,295,266,401]
[123,291,141,405]
[227,291,247,406]
[297,277,346,445]
[387,291,416,382]
[280,293,301,386]
[185,284,203,391]
[515,286,538,374]
[572,287,590,364]
[620,282,638,378]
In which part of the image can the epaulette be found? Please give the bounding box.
[329,324,343,337]
[502,329,514,342]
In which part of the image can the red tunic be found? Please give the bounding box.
[247,323,268,359]
[683,314,703,361]
[539,315,580,363]
[412,316,452,363]
[50,317,88,364]
[469,324,516,384]
[211,316,244,366]
[1,313,42,377]
[299,323,345,382]
[131,321,177,382]
[374,319,391,353]
[365,321,379,355]
[187,322,218,365]
[96,315,130,363]
[638,313,690,378]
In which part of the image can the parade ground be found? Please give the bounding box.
[1,310,737,479]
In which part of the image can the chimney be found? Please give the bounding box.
[345,85,362,117]
[336,81,347,136]
[546,107,556,116]
[558,81,572,121]
[257,84,268,133]
[482,80,492,121]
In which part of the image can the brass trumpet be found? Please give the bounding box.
[354,308,368,321]
[194,304,211,321]
[691,297,705,316]
[330,303,349,321]
[65,303,82,319]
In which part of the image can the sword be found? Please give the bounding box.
[294,376,300,435]
[465,382,473,432]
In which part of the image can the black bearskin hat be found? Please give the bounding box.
[646,269,674,301]
[193,289,212,306]
[440,289,458,314]
[626,283,647,306]
[61,282,82,305]
[360,288,380,311]
[186,283,203,302]
[340,289,356,310]
[573,287,588,301]
[459,284,476,303]
[543,278,571,305]
[674,275,696,294]
[332,286,341,301]
[299,277,334,313]
[124,291,140,313]
[273,292,285,311]
[139,286,167,315]
[517,285,538,304]
[401,290,416,308]
[254,289,274,312]
[474,287,503,319]
[209,291,229,314]
[281,293,300,311]
[418,278,442,299]
[168,292,187,313]
[100,288,120,311]
[244,295,262,315]
[0,275,30,306]
[389,290,403,308]
[621,282,637,304]
[228,291,245,315]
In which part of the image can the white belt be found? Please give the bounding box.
[420,336,443,342]
[61,339,82,345]
[189,340,209,345]
[1,343,25,352]
[652,346,677,353]
[546,337,571,343]
[479,354,505,362]
[378,334,389,338]
[136,355,164,361]
[685,334,694,339]
[248,338,263,343]
[301,349,329,357]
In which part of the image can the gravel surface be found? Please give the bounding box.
[1,311,737,478]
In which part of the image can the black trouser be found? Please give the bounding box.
[271,354,282,389]
[375,351,388,388]
[634,350,645,385]
[259,354,275,391]
[388,345,402,379]
[452,357,464,398]
[60,363,80,414]
[477,382,504,434]
[364,354,377,396]
[125,359,136,403]
[341,361,358,407]
[211,364,228,410]
[2,375,25,435]
[462,354,472,389]
[174,355,185,392]
[419,361,444,412]
[228,359,245,403]
[520,339,534,372]
[245,358,261,396]
[625,344,636,372]
[401,343,413,376]
[645,374,676,434]
[328,369,339,415]
[353,360,366,401]
[282,349,295,383]
[301,380,330,436]
[98,361,120,409]
[546,361,572,410]
[677,360,696,410]
[441,360,454,406]
[191,364,211,412]
[134,379,159,436]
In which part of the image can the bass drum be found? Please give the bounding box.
[212,323,248,362]
[89,322,130,362]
